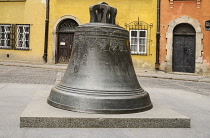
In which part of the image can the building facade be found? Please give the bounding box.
[48,0,157,70]
[0,0,157,70]
[159,0,210,74]
[0,0,46,63]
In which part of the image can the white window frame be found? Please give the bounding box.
[0,24,11,49]
[16,24,30,50]
[129,29,147,55]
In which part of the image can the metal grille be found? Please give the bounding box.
[0,24,11,49]
[125,18,153,55]
[0,24,30,50]
[16,25,30,49]
[58,19,78,32]
[173,23,195,35]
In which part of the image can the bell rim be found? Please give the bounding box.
[47,86,153,114]
[47,98,153,114]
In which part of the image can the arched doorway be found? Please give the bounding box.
[172,23,196,73]
[56,19,79,63]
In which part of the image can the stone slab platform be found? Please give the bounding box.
[20,90,190,128]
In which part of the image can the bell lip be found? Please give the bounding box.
[47,98,153,114]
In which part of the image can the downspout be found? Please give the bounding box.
[155,0,160,70]
[43,0,50,63]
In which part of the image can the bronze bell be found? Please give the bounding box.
[47,2,152,114]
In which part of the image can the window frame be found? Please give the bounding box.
[0,24,12,49]
[15,24,30,50]
[0,24,30,50]
[129,29,147,55]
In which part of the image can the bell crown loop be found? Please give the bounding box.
[89,2,117,24]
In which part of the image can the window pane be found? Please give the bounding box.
[131,38,137,45]
[19,27,23,33]
[139,45,146,53]
[139,31,146,37]
[26,40,29,47]
[131,45,137,52]
[131,31,137,37]
[139,38,146,53]
[1,33,5,39]
[7,40,10,46]
[1,27,5,32]
[0,40,4,46]
[26,34,29,40]
[139,38,146,45]
[25,27,29,32]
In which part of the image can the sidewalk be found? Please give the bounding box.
[1,61,210,83]
[136,70,210,83]
[1,83,210,137]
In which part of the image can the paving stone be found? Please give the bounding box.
[0,65,59,85]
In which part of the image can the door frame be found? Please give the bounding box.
[164,16,203,73]
[52,15,82,64]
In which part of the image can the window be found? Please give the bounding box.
[0,24,30,50]
[130,30,147,55]
[0,24,11,49]
[125,19,153,55]
[16,25,30,49]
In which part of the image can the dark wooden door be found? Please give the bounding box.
[57,33,74,63]
[173,35,195,73]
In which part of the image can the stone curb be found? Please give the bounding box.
[136,73,210,83]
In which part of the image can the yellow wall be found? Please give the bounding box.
[0,0,46,63]
[49,0,157,69]
[0,0,157,69]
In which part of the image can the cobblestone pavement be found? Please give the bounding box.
[1,65,210,96]
[0,65,62,85]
